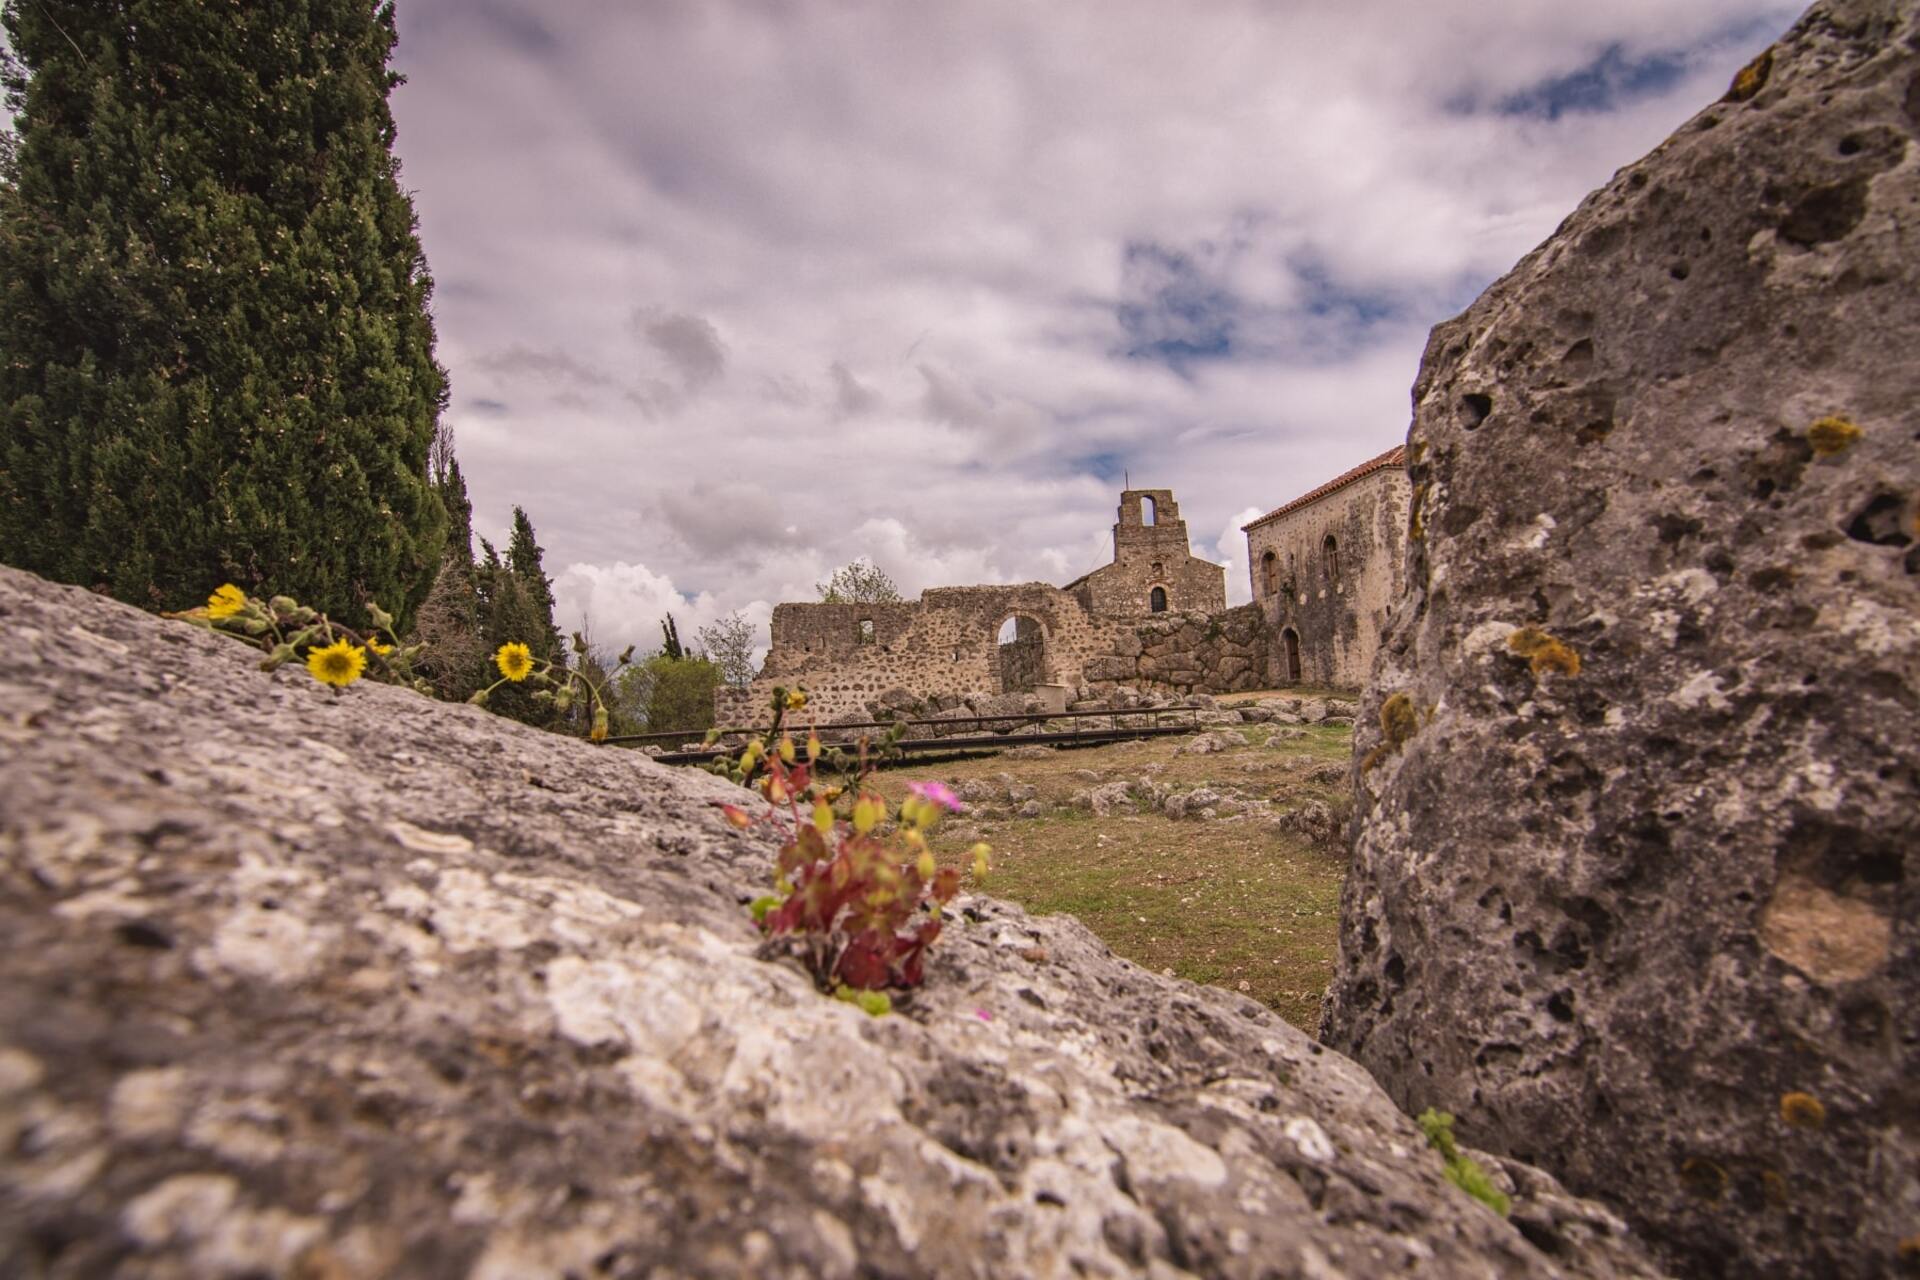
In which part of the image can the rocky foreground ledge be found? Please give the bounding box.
[0,566,1658,1277]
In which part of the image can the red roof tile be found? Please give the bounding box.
[1241,444,1406,531]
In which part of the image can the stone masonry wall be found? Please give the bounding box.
[717,597,1271,726]
[717,583,1132,723]
[1081,603,1270,696]
[1065,489,1228,617]
[1247,467,1409,689]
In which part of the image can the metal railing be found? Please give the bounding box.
[605,703,1208,765]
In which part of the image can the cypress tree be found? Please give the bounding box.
[0,1,447,625]
[505,505,560,663]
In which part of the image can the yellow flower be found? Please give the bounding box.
[495,642,534,681]
[207,584,247,618]
[786,689,808,711]
[366,637,393,656]
[307,639,366,688]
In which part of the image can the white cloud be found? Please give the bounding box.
[1214,507,1268,608]
[389,0,1803,633]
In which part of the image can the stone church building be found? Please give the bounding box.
[1063,488,1227,617]
[715,489,1233,722]
[1243,445,1409,689]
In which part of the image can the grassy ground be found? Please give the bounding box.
[870,713,1354,1030]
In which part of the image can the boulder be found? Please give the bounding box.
[1321,7,1919,1277]
[1176,731,1244,756]
[0,568,1672,1278]
[1082,781,1137,817]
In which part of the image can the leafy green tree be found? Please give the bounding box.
[0,0,447,626]
[816,558,902,603]
[697,612,759,689]
[643,654,721,735]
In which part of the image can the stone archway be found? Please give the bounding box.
[995,614,1047,694]
[1282,627,1302,684]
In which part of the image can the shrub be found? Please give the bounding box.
[719,689,989,1009]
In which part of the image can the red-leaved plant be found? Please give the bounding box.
[717,688,989,1014]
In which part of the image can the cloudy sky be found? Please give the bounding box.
[387,0,1802,659]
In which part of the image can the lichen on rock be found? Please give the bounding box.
[0,566,1662,1277]
[1324,3,1919,1276]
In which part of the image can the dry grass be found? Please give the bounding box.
[872,717,1353,1030]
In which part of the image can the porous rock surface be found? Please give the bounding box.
[1322,3,1919,1276]
[0,567,1659,1278]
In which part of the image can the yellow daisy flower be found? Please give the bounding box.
[495,642,534,682]
[367,637,393,656]
[207,584,247,618]
[307,639,366,688]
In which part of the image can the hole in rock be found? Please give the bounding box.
[1459,393,1492,428]
[1779,178,1870,247]
[1845,493,1913,547]
[1669,261,1691,280]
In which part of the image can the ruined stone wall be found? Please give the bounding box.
[1247,467,1409,689]
[1066,489,1227,617]
[1081,603,1270,696]
[717,584,1131,723]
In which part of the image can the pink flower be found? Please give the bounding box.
[974,1008,993,1022]
[908,780,964,813]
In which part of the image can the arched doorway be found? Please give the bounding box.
[1149,586,1168,613]
[996,615,1047,694]
[1282,627,1302,684]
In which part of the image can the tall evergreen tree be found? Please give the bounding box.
[505,505,560,662]
[0,1,447,625]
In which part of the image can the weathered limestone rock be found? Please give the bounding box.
[0,568,1663,1277]
[1322,5,1920,1276]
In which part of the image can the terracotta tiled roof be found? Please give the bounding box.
[1241,445,1406,531]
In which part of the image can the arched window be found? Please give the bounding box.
[1282,628,1302,683]
[1323,534,1340,580]
[1260,550,1278,596]
[1141,495,1157,526]
[1149,586,1168,612]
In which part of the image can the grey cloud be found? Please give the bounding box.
[478,344,613,389]
[636,309,727,391]
[656,481,798,560]
[387,0,1803,650]
[918,364,987,428]
[831,362,879,416]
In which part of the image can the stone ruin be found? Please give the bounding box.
[2,1,1913,1275]
[715,489,1265,725]
[1243,446,1411,690]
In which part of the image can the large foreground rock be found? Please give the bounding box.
[1323,3,1919,1277]
[0,567,1658,1277]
